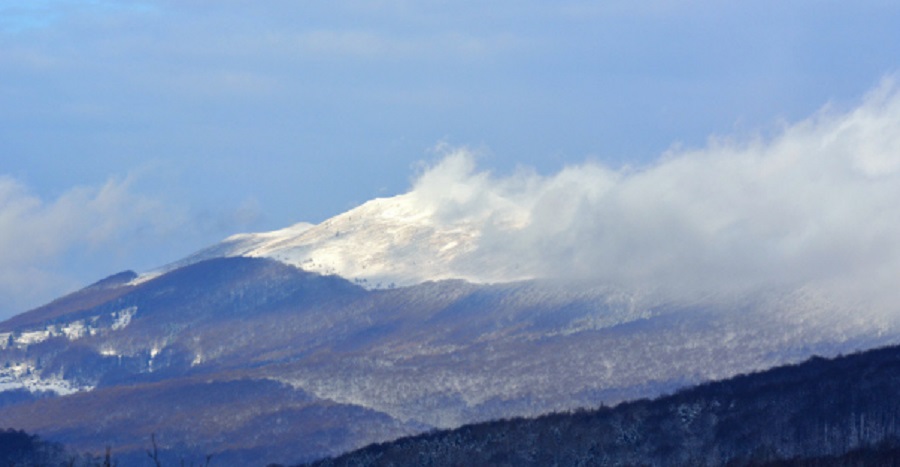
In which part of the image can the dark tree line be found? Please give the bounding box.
[0,429,218,467]
[0,428,66,466]
[299,343,900,466]
[0,428,123,466]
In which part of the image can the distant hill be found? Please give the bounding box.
[3,253,900,464]
[303,343,900,466]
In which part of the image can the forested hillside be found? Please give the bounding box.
[303,343,900,466]
[0,428,71,466]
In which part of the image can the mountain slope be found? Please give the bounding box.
[2,254,899,463]
[0,375,417,466]
[2,190,900,463]
[140,192,530,289]
[0,257,424,464]
[1,270,137,330]
[304,343,900,466]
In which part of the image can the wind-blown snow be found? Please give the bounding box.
[391,80,900,313]
[164,78,900,314]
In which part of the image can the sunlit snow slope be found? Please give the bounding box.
[147,192,531,289]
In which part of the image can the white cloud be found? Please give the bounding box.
[0,175,182,317]
[406,78,900,309]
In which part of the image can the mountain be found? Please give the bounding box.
[301,343,900,467]
[141,192,530,290]
[2,193,900,464]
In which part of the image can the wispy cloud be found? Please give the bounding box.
[408,78,900,309]
[0,175,181,317]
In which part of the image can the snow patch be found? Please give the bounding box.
[0,307,139,394]
[0,363,92,395]
[3,306,138,350]
[127,270,162,286]
[111,306,137,330]
[61,320,89,340]
[16,329,52,346]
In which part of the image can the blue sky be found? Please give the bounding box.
[2,0,900,318]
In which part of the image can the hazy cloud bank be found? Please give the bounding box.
[409,79,900,308]
[0,175,181,317]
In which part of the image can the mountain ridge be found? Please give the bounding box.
[132,192,532,291]
[1,253,898,463]
[1,197,899,463]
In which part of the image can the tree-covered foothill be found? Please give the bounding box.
[302,343,900,466]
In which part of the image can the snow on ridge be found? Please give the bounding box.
[143,193,533,290]
[127,222,316,286]
[238,194,533,288]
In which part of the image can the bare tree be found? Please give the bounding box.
[147,434,161,467]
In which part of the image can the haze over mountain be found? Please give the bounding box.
[3,3,900,464]
[2,83,900,463]
[1,81,899,463]
[6,1,900,320]
[153,79,900,314]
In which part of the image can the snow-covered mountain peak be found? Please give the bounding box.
[151,192,533,289]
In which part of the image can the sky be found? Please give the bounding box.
[2,1,900,318]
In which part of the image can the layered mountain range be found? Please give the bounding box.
[305,339,900,466]
[1,191,899,464]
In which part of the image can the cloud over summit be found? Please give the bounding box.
[408,79,900,306]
